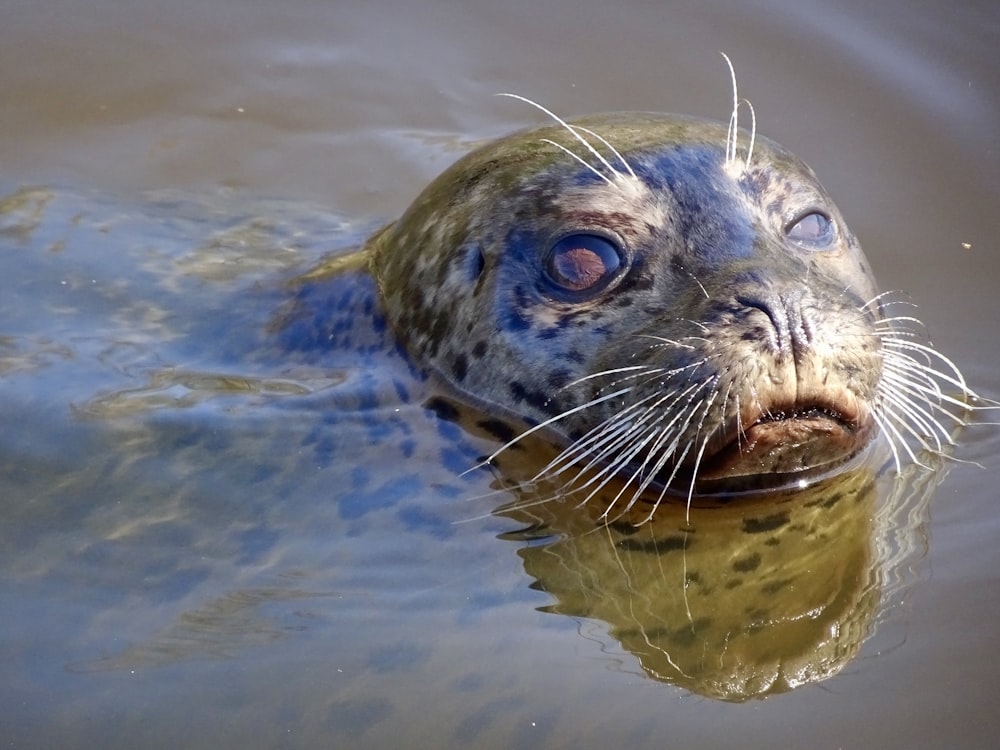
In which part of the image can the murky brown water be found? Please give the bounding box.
[2,1,999,748]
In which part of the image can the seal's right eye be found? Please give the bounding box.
[544,234,623,296]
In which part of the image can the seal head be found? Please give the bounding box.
[369,112,883,498]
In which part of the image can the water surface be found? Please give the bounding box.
[2,1,999,748]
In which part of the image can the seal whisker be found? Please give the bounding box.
[682,317,712,334]
[874,314,926,331]
[872,355,960,466]
[634,334,700,351]
[683,430,718,523]
[734,390,745,452]
[720,52,755,175]
[877,382,951,453]
[879,409,934,469]
[540,383,706,483]
[879,339,972,395]
[596,410,696,521]
[880,356,975,422]
[861,289,909,311]
[722,52,740,166]
[678,382,729,522]
[873,327,922,342]
[743,98,757,171]
[551,377,718,519]
[575,426,667,515]
[564,358,712,403]
[631,398,715,513]
[537,395,659,482]
[629,385,720,524]
[545,383,701,484]
[497,93,626,186]
[468,386,633,474]
[570,125,639,180]
[635,427,702,526]
[878,403,946,462]
[869,409,905,475]
[562,364,661,389]
[540,138,617,187]
[863,292,920,315]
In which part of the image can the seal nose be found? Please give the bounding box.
[736,290,812,360]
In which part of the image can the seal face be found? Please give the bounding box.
[369,112,886,503]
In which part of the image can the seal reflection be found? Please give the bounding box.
[490,446,941,701]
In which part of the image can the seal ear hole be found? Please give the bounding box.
[461,243,486,282]
[785,211,835,249]
[543,233,624,298]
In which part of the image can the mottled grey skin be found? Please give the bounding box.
[369,113,883,493]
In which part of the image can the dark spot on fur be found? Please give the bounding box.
[547,369,571,388]
[476,418,518,444]
[739,169,771,199]
[626,273,655,292]
[742,512,790,534]
[425,397,459,423]
[472,340,488,358]
[391,379,411,403]
[451,353,468,382]
[509,382,551,412]
[500,307,531,332]
[732,553,761,573]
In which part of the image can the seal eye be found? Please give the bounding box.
[544,234,623,296]
[786,211,835,249]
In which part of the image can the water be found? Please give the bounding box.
[2,1,999,747]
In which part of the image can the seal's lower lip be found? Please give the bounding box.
[690,403,875,490]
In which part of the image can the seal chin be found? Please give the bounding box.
[691,400,876,494]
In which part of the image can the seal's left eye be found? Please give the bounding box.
[786,211,835,248]
[544,234,623,295]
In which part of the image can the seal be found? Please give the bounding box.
[366,92,974,519]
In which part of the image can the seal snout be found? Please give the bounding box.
[684,284,879,490]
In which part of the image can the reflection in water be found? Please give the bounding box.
[492,446,943,701]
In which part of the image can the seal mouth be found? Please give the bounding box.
[685,398,875,494]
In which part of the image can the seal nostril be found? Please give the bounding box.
[736,292,811,357]
[737,292,785,351]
